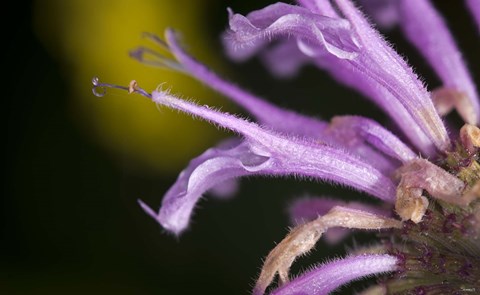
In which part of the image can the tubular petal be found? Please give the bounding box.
[333,0,450,152]
[270,254,398,295]
[143,89,397,234]
[138,140,271,235]
[327,115,417,163]
[224,3,359,62]
[164,29,329,138]
[224,1,450,155]
[153,90,396,200]
[398,0,480,125]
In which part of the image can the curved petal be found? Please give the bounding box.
[398,0,480,125]
[327,115,417,163]
[225,1,451,155]
[139,140,271,235]
[142,89,397,234]
[333,0,450,153]
[224,3,359,62]
[153,89,396,199]
[270,254,398,295]
[163,29,329,138]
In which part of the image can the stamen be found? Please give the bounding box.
[142,32,170,49]
[129,46,185,72]
[253,206,401,295]
[91,77,151,98]
[129,32,185,72]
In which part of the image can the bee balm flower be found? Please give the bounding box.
[93,0,480,294]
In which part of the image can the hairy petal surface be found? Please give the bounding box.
[167,30,398,172]
[224,2,359,62]
[327,115,417,163]
[333,0,450,153]
[142,89,397,234]
[164,29,329,138]
[270,254,398,295]
[138,140,270,234]
[398,0,480,125]
[226,0,449,156]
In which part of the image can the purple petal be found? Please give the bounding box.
[223,1,450,156]
[166,30,398,171]
[466,0,480,31]
[154,90,396,199]
[297,0,338,17]
[139,140,271,235]
[270,254,398,295]
[145,89,397,234]
[259,37,439,156]
[224,3,359,62]
[327,115,417,163]
[227,1,450,155]
[164,29,329,138]
[398,0,480,125]
[332,0,450,153]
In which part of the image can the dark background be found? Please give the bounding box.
[4,1,479,294]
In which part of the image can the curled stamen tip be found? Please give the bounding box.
[91,76,106,97]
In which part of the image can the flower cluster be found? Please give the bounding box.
[93,0,480,294]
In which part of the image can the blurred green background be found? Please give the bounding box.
[4,1,479,294]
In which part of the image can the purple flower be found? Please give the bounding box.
[93,0,480,294]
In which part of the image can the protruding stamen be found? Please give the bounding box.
[91,77,151,98]
[142,32,169,49]
[129,46,184,72]
[254,206,401,295]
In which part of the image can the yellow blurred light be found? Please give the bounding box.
[33,0,229,174]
